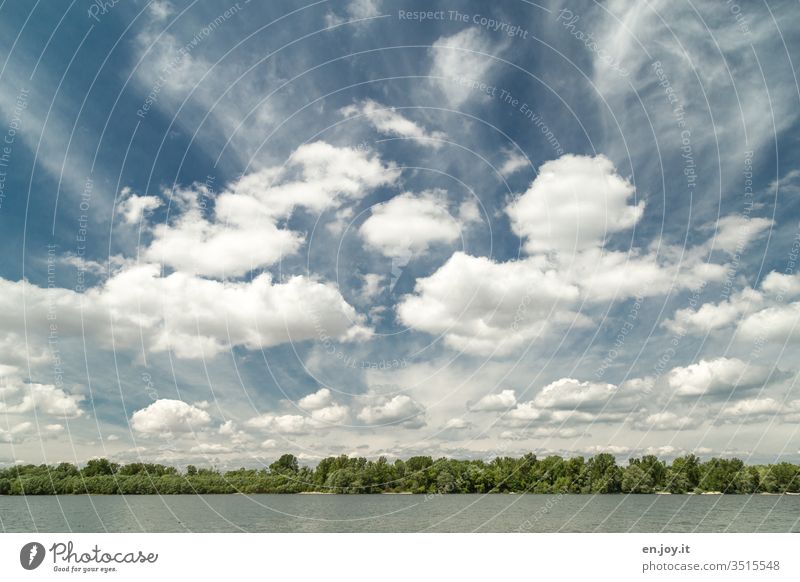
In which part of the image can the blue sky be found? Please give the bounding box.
[2,0,800,467]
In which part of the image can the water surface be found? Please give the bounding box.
[1,494,798,532]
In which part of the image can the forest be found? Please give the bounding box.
[2,453,800,495]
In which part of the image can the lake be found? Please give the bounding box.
[1,494,799,532]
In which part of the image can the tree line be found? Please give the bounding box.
[1,453,799,495]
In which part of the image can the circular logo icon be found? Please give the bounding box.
[19,542,45,570]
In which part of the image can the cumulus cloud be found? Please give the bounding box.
[341,100,446,147]
[0,378,83,418]
[704,215,773,256]
[533,378,634,411]
[0,264,369,360]
[717,398,800,424]
[146,142,399,278]
[0,422,59,444]
[397,252,583,355]
[667,357,778,397]
[497,377,651,429]
[246,413,314,435]
[216,420,253,446]
[506,154,644,256]
[298,388,334,411]
[357,394,425,428]
[311,403,349,425]
[246,407,349,434]
[246,396,349,434]
[117,189,162,224]
[130,399,212,437]
[469,389,517,412]
[0,141,396,365]
[360,190,462,257]
[664,287,763,335]
[101,265,370,358]
[397,154,753,355]
[742,307,798,343]
[632,411,703,431]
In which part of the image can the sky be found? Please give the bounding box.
[1,0,800,468]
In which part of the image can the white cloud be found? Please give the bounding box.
[499,150,530,177]
[533,378,628,410]
[498,377,651,429]
[0,379,83,418]
[99,264,370,358]
[0,263,369,360]
[117,190,162,224]
[705,215,773,256]
[146,142,399,278]
[761,271,800,299]
[506,154,644,256]
[357,394,425,428]
[665,287,762,335]
[664,262,800,346]
[245,399,352,434]
[505,400,546,423]
[667,357,775,397]
[0,422,64,443]
[716,398,800,425]
[130,399,212,437]
[632,411,702,431]
[563,246,719,303]
[360,190,462,257]
[738,303,800,345]
[0,364,20,377]
[469,389,517,412]
[457,199,482,224]
[768,169,800,195]
[346,0,381,18]
[396,153,755,355]
[358,273,385,302]
[147,0,173,21]
[216,420,253,446]
[144,186,302,279]
[311,403,349,425]
[298,388,333,411]
[444,418,470,430]
[341,100,446,147]
[0,422,29,443]
[397,252,583,355]
[430,28,501,107]
[246,413,315,435]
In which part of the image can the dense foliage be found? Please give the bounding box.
[2,454,799,495]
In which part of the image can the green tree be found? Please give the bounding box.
[270,454,299,475]
[82,458,119,477]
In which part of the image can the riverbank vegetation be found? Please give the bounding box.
[2,453,799,495]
